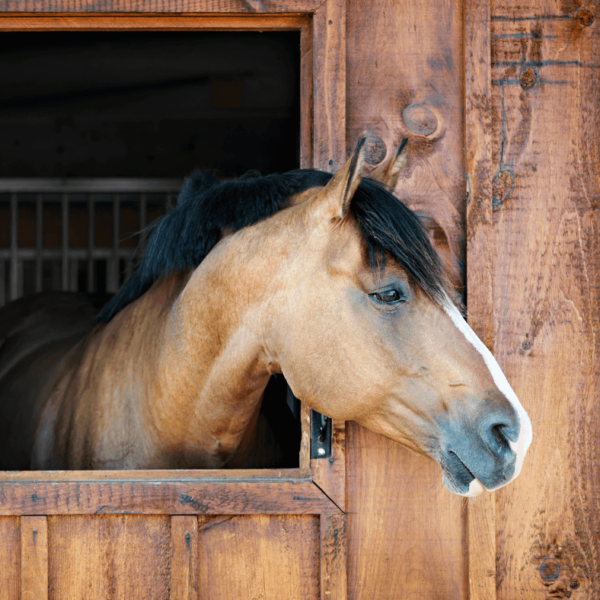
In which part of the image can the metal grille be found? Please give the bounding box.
[0,179,181,307]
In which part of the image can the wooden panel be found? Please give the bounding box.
[0,517,20,600]
[346,424,467,600]
[198,515,319,599]
[312,0,346,170]
[48,515,170,600]
[465,1,497,599]
[0,0,322,13]
[0,14,310,31]
[171,516,198,600]
[0,479,339,515]
[489,2,600,599]
[345,0,468,598]
[347,0,466,288]
[311,419,345,511]
[21,516,48,600]
[320,514,346,600]
[300,22,314,168]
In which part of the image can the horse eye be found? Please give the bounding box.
[373,289,404,304]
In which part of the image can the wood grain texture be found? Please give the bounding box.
[48,515,170,599]
[300,22,314,168]
[489,2,600,599]
[197,515,320,599]
[21,516,48,600]
[347,0,466,290]
[0,517,20,600]
[0,479,340,515]
[311,419,345,511]
[312,0,346,170]
[346,424,468,600]
[464,1,497,599]
[0,0,322,13]
[320,514,346,600]
[171,516,198,600]
[0,14,310,30]
[345,0,468,597]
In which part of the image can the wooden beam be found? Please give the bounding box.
[0,0,323,14]
[320,514,346,600]
[0,14,311,30]
[311,419,345,511]
[171,516,199,600]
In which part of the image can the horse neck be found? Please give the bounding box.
[141,234,284,468]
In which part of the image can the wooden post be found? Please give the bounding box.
[20,516,48,600]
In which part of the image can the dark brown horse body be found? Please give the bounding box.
[0,141,532,496]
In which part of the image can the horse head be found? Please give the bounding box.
[261,139,532,497]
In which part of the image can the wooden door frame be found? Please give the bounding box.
[0,5,348,598]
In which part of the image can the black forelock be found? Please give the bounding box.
[97,168,447,322]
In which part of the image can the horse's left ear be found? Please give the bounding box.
[368,138,408,190]
[314,137,366,219]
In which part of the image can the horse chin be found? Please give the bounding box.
[441,471,486,497]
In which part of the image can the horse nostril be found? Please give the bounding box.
[491,424,509,449]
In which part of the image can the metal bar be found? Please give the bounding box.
[87,194,94,293]
[108,194,120,293]
[35,194,43,293]
[9,192,18,301]
[61,194,69,291]
[0,261,5,307]
[69,259,78,292]
[0,179,182,193]
[138,192,147,261]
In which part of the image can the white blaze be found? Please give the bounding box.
[442,300,533,493]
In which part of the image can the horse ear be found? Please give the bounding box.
[316,137,366,219]
[369,138,408,190]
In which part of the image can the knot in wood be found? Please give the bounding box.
[520,67,537,91]
[540,558,561,582]
[402,104,438,136]
[363,135,387,165]
[492,169,515,211]
[576,9,594,26]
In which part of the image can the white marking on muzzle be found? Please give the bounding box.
[442,300,533,491]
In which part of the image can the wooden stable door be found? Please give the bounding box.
[1,1,600,599]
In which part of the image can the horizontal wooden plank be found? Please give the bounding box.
[0,479,341,515]
[0,468,310,482]
[0,178,182,192]
[0,0,323,13]
[0,14,311,30]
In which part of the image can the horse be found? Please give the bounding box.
[0,138,532,497]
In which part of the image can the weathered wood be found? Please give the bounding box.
[0,517,20,600]
[300,403,311,470]
[345,0,468,597]
[197,515,320,599]
[312,0,346,170]
[0,0,322,13]
[48,516,170,599]
[489,3,600,599]
[0,14,310,30]
[300,21,314,168]
[20,516,48,600]
[320,514,346,600]
[464,1,497,599]
[346,424,468,600]
[0,478,340,515]
[311,419,345,511]
[171,516,198,600]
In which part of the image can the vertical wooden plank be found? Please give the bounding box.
[171,516,198,600]
[48,515,171,600]
[0,517,20,600]
[198,515,319,599]
[300,21,314,168]
[20,516,48,600]
[311,419,345,510]
[345,0,468,598]
[465,1,497,599]
[312,0,346,171]
[299,400,311,470]
[489,2,600,598]
[320,514,346,600]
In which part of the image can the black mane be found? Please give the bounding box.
[97,169,447,322]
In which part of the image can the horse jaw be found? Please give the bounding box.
[441,299,533,494]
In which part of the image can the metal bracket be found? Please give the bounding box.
[310,409,332,459]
